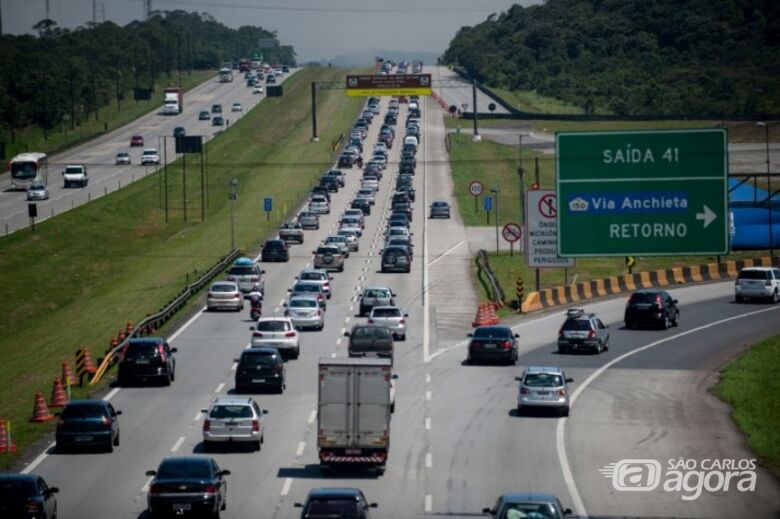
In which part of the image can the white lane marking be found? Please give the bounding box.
[141,476,154,493]
[278,299,285,306]
[20,442,55,474]
[425,494,433,513]
[214,382,225,393]
[296,441,306,457]
[425,390,431,401]
[336,338,342,346]
[425,452,433,468]
[305,262,311,268]
[341,327,346,335]
[194,411,204,421]
[171,436,186,452]
[425,417,431,430]
[425,373,431,384]
[308,410,317,424]
[280,477,293,496]
[557,304,780,517]
[427,240,464,267]
[169,306,207,342]
[231,362,238,371]
[104,387,121,402]
[344,317,350,324]
[349,305,354,311]
[331,352,337,358]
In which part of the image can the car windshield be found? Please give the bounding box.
[500,503,558,518]
[0,479,35,498]
[290,299,317,308]
[228,266,255,276]
[562,320,591,331]
[372,308,401,318]
[257,320,290,332]
[61,404,106,419]
[473,327,511,339]
[211,284,236,293]
[306,499,359,516]
[523,374,564,388]
[241,352,276,366]
[157,460,211,480]
[738,270,769,280]
[210,405,253,419]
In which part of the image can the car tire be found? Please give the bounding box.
[662,315,671,330]
[561,406,570,417]
[772,290,779,304]
[672,311,680,327]
[516,405,523,416]
[276,383,284,394]
[114,431,120,447]
[391,402,395,414]
[558,347,566,355]
[255,440,262,452]
[293,347,300,360]
[106,439,114,453]
[735,295,744,303]
[162,373,172,387]
[203,441,212,452]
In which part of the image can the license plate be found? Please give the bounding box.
[173,503,192,511]
[252,379,266,383]
[345,448,362,455]
[135,359,150,364]
[537,391,550,396]
[76,436,93,442]
[483,344,495,349]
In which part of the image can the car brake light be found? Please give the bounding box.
[101,415,111,427]
[766,280,772,286]
[203,419,210,432]
[148,484,161,496]
[399,319,405,324]
[27,501,42,513]
[317,310,322,316]
[655,295,664,310]
[499,340,512,349]
[273,364,283,373]
[470,341,481,349]
[558,328,565,337]
[587,330,596,339]
[284,331,296,337]
[204,484,218,495]
[252,420,260,432]
[520,387,530,395]
[559,389,568,396]
[284,310,290,316]
[157,344,167,363]
[368,318,374,323]
[251,277,259,282]
[253,332,263,337]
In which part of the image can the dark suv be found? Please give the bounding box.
[625,290,680,329]
[381,246,412,273]
[557,308,609,354]
[345,325,394,364]
[117,338,177,386]
[55,400,121,453]
[234,347,286,394]
[261,239,290,262]
[295,488,377,519]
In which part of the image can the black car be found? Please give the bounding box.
[397,185,416,201]
[624,290,680,329]
[384,114,397,125]
[173,126,186,138]
[211,104,222,114]
[212,116,224,126]
[348,138,363,152]
[198,110,211,120]
[146,456,229,518]
[282,65,290,73]
[261,239,290,262]
[400,160,416,175]
[0,474,59,519]
[345,325,394,364]
[392,192,411,205]
[319,176,340,192]
[351,198,372,215]
[338,153,355,168]
[402,143,417,156]
[118,337,177,386]
[363,164,382,179]
[381,246,412,274]
[387,214,410,229]
[234,347,286,394]
[295,487,377,519]
[55,400,121,453]
[392,202,413,218]
[467,326,519,365]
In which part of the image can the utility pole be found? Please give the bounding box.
[311,82,319,142]
[471,79,481,142]
[115,60,121,111]
[492,186,499,254]
[41,74,48,140]
[757,122,774,258]
[228,178,238,250]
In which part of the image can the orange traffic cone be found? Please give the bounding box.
[118,330,126,342]
[0,420,17,453]
[125,321,134,336]
[30,392,55,423]
[61,362,74,387]
[49,379,68,408]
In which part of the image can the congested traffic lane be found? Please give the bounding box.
[0,70,296,234]
[424,279,780,518]
[25,93,432,518]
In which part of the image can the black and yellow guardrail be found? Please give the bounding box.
[521,256,780,313]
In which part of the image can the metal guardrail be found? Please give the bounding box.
[90,249,241,384]
[475,249,505,307]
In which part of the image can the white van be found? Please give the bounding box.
[404,135,418,148]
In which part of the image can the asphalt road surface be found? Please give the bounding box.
[427,65,509,115]
[17,94,780,518]
[0,70,296,235]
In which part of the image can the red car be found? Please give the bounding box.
[130,135,144,147]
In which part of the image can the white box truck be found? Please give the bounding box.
[317,358,392,475]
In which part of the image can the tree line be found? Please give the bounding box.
[0,10,297,141]
[442,0,780,117]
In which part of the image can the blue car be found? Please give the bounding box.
[55,400,121,453]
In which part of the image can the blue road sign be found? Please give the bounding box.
[264,197,272,212]
[483,196,493,211]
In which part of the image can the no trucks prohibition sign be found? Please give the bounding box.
[502,223,522,243]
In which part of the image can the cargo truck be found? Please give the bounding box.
[162,87,183,115]
[317,358,393,476]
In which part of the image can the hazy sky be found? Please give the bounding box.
[1,0,536,62]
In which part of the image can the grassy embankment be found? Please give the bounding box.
[2,70,215,159]
[714,334,780,476]
[0,67,365,466]
[446,132,770,311]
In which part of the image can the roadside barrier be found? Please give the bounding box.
[89,249,241,385]
[0,420,17,453]
[521,255,780,313]
[75,347,97,386]
[29,393,55,423]
[475,249,506,308]
[49,379,68,408]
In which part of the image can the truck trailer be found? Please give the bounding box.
[317,358,392,475]
[162,87,183,115]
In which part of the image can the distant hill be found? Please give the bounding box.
[328,50,440,68]
[442,0,780,116]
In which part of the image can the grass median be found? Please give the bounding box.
[714,334,780,476]
[0,67,365,465]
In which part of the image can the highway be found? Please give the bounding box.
[17,92,780,519]
[428,65,509,116]
[0,70,296,235]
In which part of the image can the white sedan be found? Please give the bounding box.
[250,317,300,359]
[253,85,264,94]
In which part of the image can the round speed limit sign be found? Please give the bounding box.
[468,180,484,197]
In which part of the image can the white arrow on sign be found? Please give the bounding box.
[696,205,716,228]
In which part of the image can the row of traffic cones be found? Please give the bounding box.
[472,302,501,327]
[28,362,75,424]
[0,419,17,453]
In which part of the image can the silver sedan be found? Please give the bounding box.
[368,306,408,341]
[285,295,324,331]
[206,281,244,311]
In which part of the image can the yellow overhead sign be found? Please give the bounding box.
[345,74,432,97]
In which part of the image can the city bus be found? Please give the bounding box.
[9,152,48,190]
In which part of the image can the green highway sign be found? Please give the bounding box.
[556,129,728,256]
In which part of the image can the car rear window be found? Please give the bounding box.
[372,308,401,318]
[473,327,511,339]
[629,292,660,303]
[562,319,591,331]
[738,270,769,280]
[211,283,236,292]
[240,352,276,366]
[290,299,317,308]
[157,460,211,479]
[523,374,564,387]
[61,404,106,419]
[352,327,390,339]
[306,499,359,516]
[0,479,35,498]
[300,272,326,281]
[265,241,285,250]
[501,503,559,518]
[124,342,161,359]
[257,320,291,332]
[209,405,253,419]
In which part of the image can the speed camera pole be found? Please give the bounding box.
[228,178,238,251]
